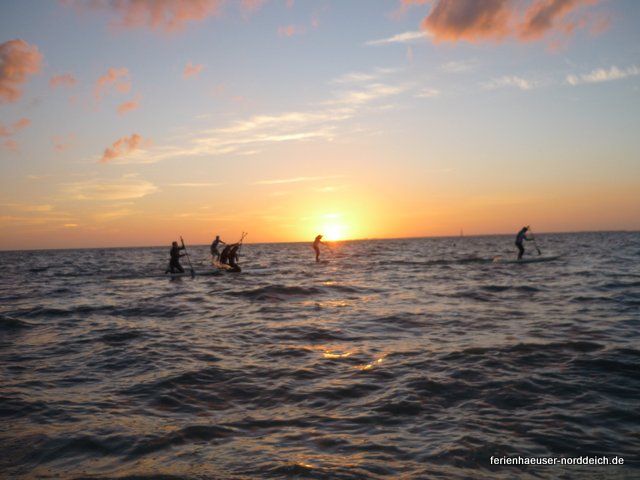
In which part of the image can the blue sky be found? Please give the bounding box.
[1,0,639,249]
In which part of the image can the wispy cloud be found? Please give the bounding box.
[566,65,640,86]
[0,39,43,103]
[253,175,343,185]
[417,87,441,98]
[440,60,477,73]
[278,24,305,37]
[365,31,429,46]
[328,82,408,108]
[94,67,131,100]
[117,96,141,115]
[49,73,78,88]
[53,134,76,152]
[483,75,540,91]
[99,133,151,163]
[64,0,224,33]
[61,177,158,201]
[183,61,204,79]
[0,117,31,152]
[168,182,222,187]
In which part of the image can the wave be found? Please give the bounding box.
[229,285,324,301]
[0,314,33,331]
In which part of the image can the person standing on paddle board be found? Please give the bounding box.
[228,243,242,272]
[313,234,324,262]
[210,235,225,262]
[515,226,530,260]
[168,240,186,273]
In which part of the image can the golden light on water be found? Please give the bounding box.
[355,355,386,371]
[322,351,353,359]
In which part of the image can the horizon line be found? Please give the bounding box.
[1,229,637,253]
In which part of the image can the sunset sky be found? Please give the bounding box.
[1,0,639,250]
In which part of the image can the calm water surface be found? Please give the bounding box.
[1,232,639,479]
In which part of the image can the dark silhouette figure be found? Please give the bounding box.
[167,240,186,273]
[313,234,323,262]
[515,226,529,260]
[210,235,225,261]
[220,243,242,272]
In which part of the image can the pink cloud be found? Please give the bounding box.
[183,61,204,79]
[65,0,223,33]
[3,139,19,152]
[13,118,31,131]
[49,73,78,88]
[422,0,514,43]
[0,118,31,138]
[0,39,43,103]
[278,25,304,37]
[117,96,141,115]
[415,0,606,45]
[53,134,75,152]
[241,0,266,13]
[519,0,598,41]
[100,133,150,163]
[95,67,131,100]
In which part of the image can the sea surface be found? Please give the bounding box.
[1,232,639,480]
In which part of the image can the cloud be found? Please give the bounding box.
[483,75,539,90]
[2,139,19,152]
[241,0,266,13]
[53,134,75,152]
[440,60,477,73]
[417,87,441,98]
[117,96,141,115]
[423,0,514,43]
[415,0,606,45]
[519,0,596,41]
[99,133,151,163]
[0,39,43,103]
[49,73,78,88]
[64,0,224,33]
[13,118,31,130]
[168,182,222,187]
[64,0,266,33]
[183,61,204,79]
[365,31,429,46]
[278,25,304,37]
[566,65,640,86]
[94,67,131,100]
[62,177,158,201]
[0,117,31,151]
[329,83,407,107]
[128,68,409,163]
[254,175,344,185]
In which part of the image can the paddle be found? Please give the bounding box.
[180,236,195,277]
[527,226,542,255]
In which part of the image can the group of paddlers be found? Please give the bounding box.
[168,226,538,274]
[167,233,246,274]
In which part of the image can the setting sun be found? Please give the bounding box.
[322,223,344,241]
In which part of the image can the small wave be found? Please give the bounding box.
[98,329,144,344]
[480,284,540,294]
[230,284,323,301]
[0,314,33,331]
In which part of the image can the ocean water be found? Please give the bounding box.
[1,232,639,480]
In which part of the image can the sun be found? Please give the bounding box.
[323,223,344,241]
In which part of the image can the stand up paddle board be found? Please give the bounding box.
[493,255,562,264]
[163,269,222,278]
